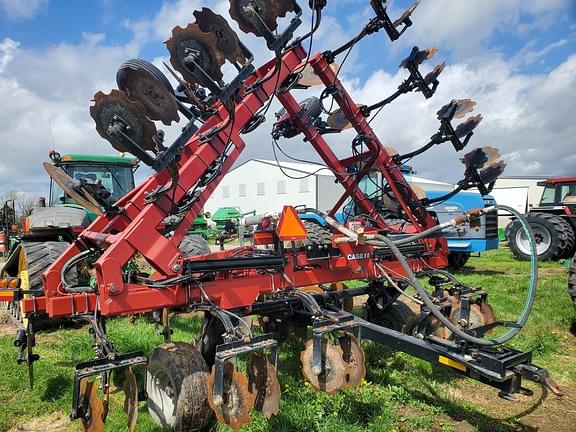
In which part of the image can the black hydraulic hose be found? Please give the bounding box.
[365,204,537,346]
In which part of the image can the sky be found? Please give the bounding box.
[0,0,575,198]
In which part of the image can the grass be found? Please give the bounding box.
[0,248,574,432]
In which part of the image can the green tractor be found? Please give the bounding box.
[1,150,137,322]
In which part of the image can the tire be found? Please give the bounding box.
[179,234,210,257]
[366,300,418,334]
[506,213,569,261]
[447,252,470,270]
[302,221,332,246]
[569,252,576,309]
[147,342,212,431]
[559,223,575,258]
[195,314,225,368]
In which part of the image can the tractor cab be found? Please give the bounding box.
[536,177,576,214]
[48,152,137,218]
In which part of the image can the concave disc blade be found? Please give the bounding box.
[300,339,347,394]
[123,367,138,431]
[326,104,365,131]
[479,160,506,184]
[436,99,476,121]
[399,46,437,68]
[165,23,225,85]
[117,59,180,125]
[43,163,104,217]
[194,8,247,64]
[455,114,483,139]
[206,362,254,429]
[424,61,446,85]
[229,0,296,37]
[90,89,157,154]
[297,63,340,87]
[460,146,500,170]
[79,379,106,432]
[393,0,420,28]
[339,335,365,388]
[247,353,281,419]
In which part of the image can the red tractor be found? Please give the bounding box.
[506,177,576,260]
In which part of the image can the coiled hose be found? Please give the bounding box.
[337,205,538,346]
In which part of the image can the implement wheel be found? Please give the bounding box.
[367,300,418,334]
[147,342,212,431]
[506,213,569,261]
[569,252,576,309]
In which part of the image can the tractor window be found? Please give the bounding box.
[50,164,135,207]
[560,184,576,202]
[539,186,556,206]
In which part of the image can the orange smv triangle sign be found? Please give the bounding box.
[276,206,308,241]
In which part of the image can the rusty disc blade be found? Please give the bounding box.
[117,59,180,125]
[300,339,347,394]
[90,89,157,154]
[339,334,365,388]
[399,46,438,68]
[123,367,138,431]
[393,0,420,28]
[454,114,483,139]
[436,99,476,121]
[194,8,247,65]
[297,63,340,87]
[43,163,104,217]
[460,145,500,171]
[166,23,225,86]
[299,285,324,295]
[479,160,506,184]
[424,61,446,85]
[326,104,365,131]
[206,362,254,429]
[229,0,296,37]
[79,379,106,432]
[247,353,281,419]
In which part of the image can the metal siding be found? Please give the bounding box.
[316,176,346,213]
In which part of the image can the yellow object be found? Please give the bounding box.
[438,355,467,372]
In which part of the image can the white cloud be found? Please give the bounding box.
[0,0,48,21]
[0,38,19,73]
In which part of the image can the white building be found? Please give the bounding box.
[489,176,548,227]
[205,159,452,215]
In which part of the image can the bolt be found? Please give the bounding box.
[312,365,321,376]
[213,395,224,406]
[172,263,182,272]
[107,283,118,295]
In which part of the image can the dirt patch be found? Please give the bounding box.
[0,311,19,337]
[444,379,576,432]
[8,412,70,432]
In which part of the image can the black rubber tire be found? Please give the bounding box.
[195,314,225,368]
[3,241,70,295]
[447,252,470,270]
[569,252,576,309]
[559,223,575,258]
[367,300,418,334]
[147,342,212,431]
[302,221,332,246]
[506,213,569,261]
[179,234,210,257]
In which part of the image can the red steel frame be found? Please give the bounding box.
[22,44,447,319]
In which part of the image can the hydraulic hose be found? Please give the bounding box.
[332,204,538,346]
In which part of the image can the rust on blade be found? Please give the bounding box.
[229,0,296,37]
[247,353,281,418]
[424,61,446,85]
[436,99,476,121]
[79,379,106,432]
[455,114,483,139]
[300,338,347,394]
[123,366,139,431]
[165,23,225,85]
[194,8,247,65]
[90,89,157,154]
[460,145,500,170]
[393,0,420,28]
[339,334,365,388]
[206,362,254,430]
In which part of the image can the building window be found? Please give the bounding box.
[257,182,265,196]
[277,180,286,194]
[222,185,230,198]
[299,178,309,193]
[239,184,247,197]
